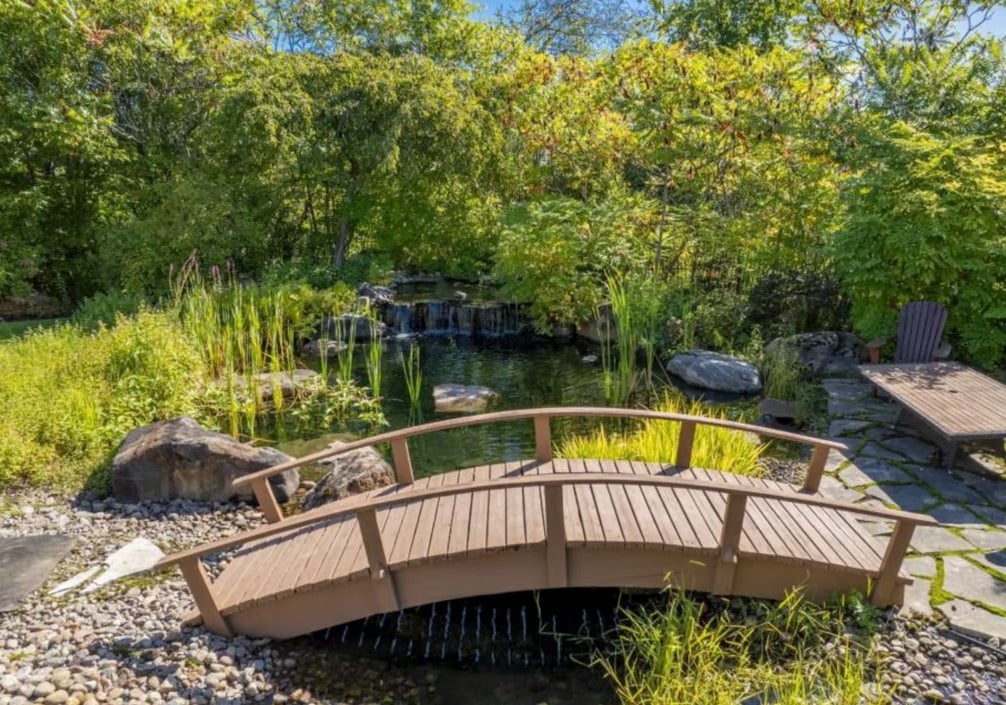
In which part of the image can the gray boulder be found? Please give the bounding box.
[300,339,348,358]
[111,417,298,504]
[319,314,386,342]
[246,369,322,404]
[302,441,395,510]
[764,331,863,377]
[666,349,762,394]
[433,383,498,413]
[357,282,395,305]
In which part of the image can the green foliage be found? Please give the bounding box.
[598,589,891,705]
[559,394,765,476]
[833,122,1006,367]
[495,195,654,330]
[0,312,206,491]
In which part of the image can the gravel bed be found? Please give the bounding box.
[0,491,1004,705]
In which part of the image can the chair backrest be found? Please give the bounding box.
[895,301,948,363]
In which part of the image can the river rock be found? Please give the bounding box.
[666,349,762,394]
[300,339,348,358]
[111,417,299,503]
[301,442,395,510]
[764,331,863,376]
[319,314,386,341]
[357,282,395,305]
[433,383,498,413]
[247,369,322,403]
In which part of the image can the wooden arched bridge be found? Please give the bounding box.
[157,408,936,639]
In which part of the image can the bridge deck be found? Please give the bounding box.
[194,460,908,638]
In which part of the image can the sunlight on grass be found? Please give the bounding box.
[599,590,892,705]
[558,394,765,476]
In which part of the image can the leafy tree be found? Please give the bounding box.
[833,122,1006,366]
[653,0,803,49]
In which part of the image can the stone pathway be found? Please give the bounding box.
[820,377,1006,640]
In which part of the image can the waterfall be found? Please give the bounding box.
[382,300,531,338]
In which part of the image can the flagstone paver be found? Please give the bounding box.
[903,555,937,578]
[838,459,912,486]
[814,372,1006,641]
[937,599,1006,640]
[910,526,976,553]
[959,529,1006,552]
[900,577,933,617]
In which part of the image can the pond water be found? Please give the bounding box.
[277,336,754,477]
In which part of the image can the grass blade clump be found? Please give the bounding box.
[559,393,765,476]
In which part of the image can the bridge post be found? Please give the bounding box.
[802,444,830,493]
[249,477,283,523]
[712,493,747,594]
[358,507,401,612]
[534,414,553,463]
[676,421,695,469]
[871,519,916,606]
[390,438,415,485]
[544,484,568,587]
[177,557,232,637]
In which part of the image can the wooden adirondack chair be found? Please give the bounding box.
[866,301,949,364]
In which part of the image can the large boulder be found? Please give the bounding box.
[111,417,299,504]
[300,339,348,358]
[764,331,863,377]
[319,314,386,342]
[433,383,498,413]
[302,441,395,510]
[666,349,762,394]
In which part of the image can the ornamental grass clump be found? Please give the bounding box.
[599,590,891,705]
[559,394,765,477]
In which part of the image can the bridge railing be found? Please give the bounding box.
[159,472,937,636]
[231,406,848,522]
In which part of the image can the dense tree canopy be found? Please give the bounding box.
[2,0,1005,363]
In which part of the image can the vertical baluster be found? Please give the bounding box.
[802,444,830,493]
[712,493,747,594]
[676,421,696,469]
[534,414,553,463]
[390,437,415,485]
[178,557,232,636]
[250,477,283,523]
[871,520,916,606]
[544,483,567,587]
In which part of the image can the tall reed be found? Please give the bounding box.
[400,344,423,419]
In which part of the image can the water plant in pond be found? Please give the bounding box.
[366,328,384,400]
[559,394,765,477]
[400,344,423,420]
[598,589,890,705]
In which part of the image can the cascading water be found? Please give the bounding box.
[382,300,530,338]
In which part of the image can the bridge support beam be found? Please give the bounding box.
[544,484,568,587]
[178,558,232,637]
[358,507,402,613]
[871,520,916,606]
[712,494,747,595]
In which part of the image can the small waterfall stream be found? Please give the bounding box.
[383,301,530,338]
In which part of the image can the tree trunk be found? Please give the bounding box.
[333,217,354,270]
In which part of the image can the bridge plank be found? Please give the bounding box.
[304,516,360,589]
[572,483,603,547]
[675,489,720,548]
[487,486,509,551]
[389,497,425,568]
[590,483,626,545]
[656,486,703,549]
[467,465,493,555]
[638,484,681,547]
[623,484,662,548]
[407,471,444,566]
[449,468,476,558]
[524,486,546,545]
[821,508,884,570]
[796,504,869,571]
[608,483,647,548]
[771,501,838,566]
[504,486,526,547]
[427,487,456,562]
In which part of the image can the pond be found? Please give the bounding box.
[277,336,755,477]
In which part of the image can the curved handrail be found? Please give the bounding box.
[160,471,934,569]
[234,406,847,521]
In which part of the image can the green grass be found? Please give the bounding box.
[598,590,891,705]
[0,277,383,494]
[559,394,766,476]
